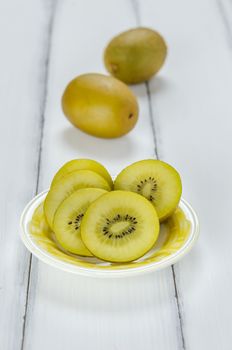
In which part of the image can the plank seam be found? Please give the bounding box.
[172,266,186,350]
[20,1,57,349]
[145,81,160,159]
[146,78,186,350]
[216,0,232,48]
[130,0,186,349]
[131,0,141,26]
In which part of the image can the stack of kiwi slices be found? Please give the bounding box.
[43,158,182,263]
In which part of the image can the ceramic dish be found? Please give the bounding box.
[20,190,199,277]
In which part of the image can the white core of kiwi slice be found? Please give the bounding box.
[114,159,182,221]
[51,159,113,189]
[44,170,111,228]
[81,190,160,263]
[53,188,107,256]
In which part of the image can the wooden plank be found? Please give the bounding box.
[0,1,55,349]
[22,1,182,349]
[138,0,232,348]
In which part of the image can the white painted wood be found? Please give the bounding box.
[0,1,54,349]
[38,0,156,186]
[22,1,182,349]
[138,0,232,349]
[25,266,180,350]
[1,0,232,349]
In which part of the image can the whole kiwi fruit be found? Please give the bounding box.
[62,73,138,138]
[104,27,167,84]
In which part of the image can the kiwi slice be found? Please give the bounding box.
[51,159,113,189]
[114,160,182,221]
[44,170,110,228]
[81,190,160,262]
[53,188,107,256]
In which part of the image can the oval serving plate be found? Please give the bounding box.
[20,190,199,277]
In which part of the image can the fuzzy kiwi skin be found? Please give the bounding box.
[62,73,139,138]
[104,27,167,84]
[51,159,113,189]
[114,159,182,222]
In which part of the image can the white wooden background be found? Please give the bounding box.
[0,0,232,349]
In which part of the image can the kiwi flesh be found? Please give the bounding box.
[53,188,107,256]
[44,170,110,228]
[81,190,160,262]
[51,159,113,189]
[114,160,182,221]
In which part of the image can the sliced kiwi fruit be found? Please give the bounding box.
[53,188,107,256]
[114,160,182,221]
[44,170,110,228]
[81,190,160,262]
[51,159,113,189]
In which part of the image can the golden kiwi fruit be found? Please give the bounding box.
[62,73,139,138]
[104,27,167,84]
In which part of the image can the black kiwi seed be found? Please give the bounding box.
[69,213,84,231]
[102,214,138,239]
[136,178,157,202]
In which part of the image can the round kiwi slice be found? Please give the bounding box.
[51,159,113,189]
[81,190,160,262]
[53,188,107,256]
[114,160,182,221]
[44,170,110,228]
